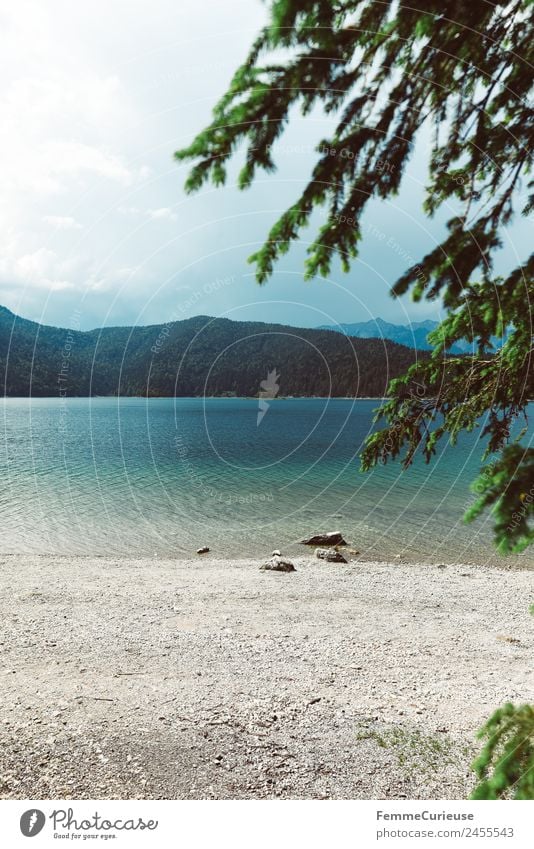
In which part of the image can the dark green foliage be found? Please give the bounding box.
[471,704,534,800]
[176,0,534,552]
[176,0,533,288]
[0,306,421,398]
[359,334,533,552]
[466,447,534,554]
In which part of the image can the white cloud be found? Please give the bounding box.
[0,2,140,295]
[44,215,82,230]
[118,206,142,216]
[146,207,177,221]
[1,138,135,197]
[84,263,153,296]
[119,206,177,221]
[0,0,270,324]
[47,141,134,188]
[0,246,75,292]
[0,70,136,196]
[15,248,56,278]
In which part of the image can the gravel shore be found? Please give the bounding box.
[1,553,532,799]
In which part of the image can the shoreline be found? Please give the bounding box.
[0,549,530,571]
[1,553,532,799]
[0,395,388,401]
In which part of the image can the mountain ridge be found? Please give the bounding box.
[317,318,506,353]
[0,307,427,398]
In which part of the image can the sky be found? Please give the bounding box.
[1,0,530,332]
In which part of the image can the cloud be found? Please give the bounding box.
[20,253,75,291]
[48,140,134,188]
[0,2,143,296]
[43,215,82,230]
[0,234,80,293]
[0,70,136,196]
[119,206,177,221]
[2,139,135,197]
[118,206,142,216]
[146,207,177,221]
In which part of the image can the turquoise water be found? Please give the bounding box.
[0,397,531,564]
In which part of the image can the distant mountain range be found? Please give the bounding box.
[0,306,426,398]
[317,318,506,353]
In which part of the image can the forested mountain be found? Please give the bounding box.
[0,306,426,397]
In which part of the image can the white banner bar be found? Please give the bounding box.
[0,799,532,848]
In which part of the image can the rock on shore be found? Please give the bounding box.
[260,557,296,573]
[300,532,347,546]
[315,548,347,563]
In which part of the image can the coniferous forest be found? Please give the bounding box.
[0,306,425,398]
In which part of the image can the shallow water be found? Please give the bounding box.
[0,397,532,565]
